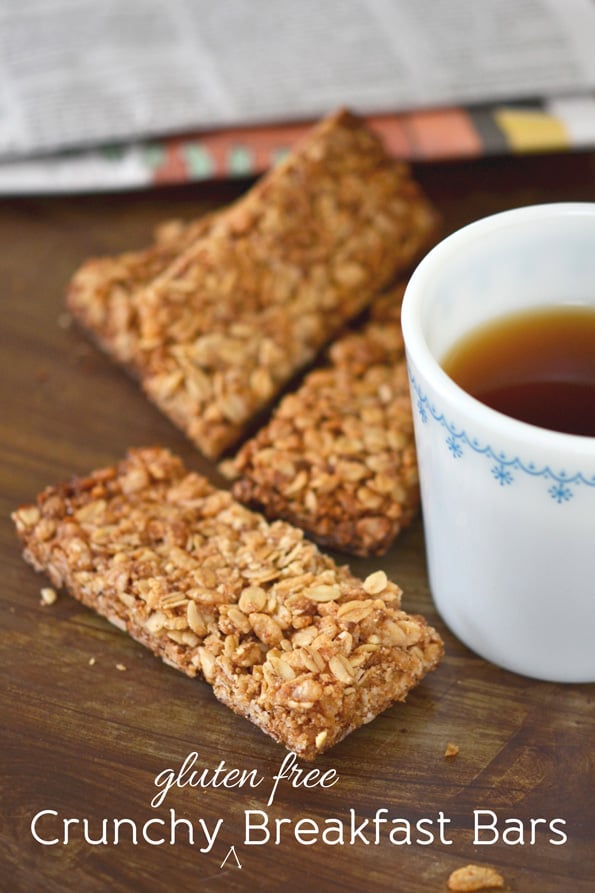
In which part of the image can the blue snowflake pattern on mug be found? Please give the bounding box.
[446,435,463,458]
[548,482,574,503]
[409,370,595,503]
[491,463,514,486]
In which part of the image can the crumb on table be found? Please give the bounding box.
[40,587,57,606]
[447,864,505,892]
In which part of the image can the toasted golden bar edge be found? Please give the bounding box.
[13,447,443,759]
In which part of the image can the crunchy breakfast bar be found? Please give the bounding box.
[229,286,419,556]
[12,447,443,759]
[67,109,438,458]
[67,215,212,365]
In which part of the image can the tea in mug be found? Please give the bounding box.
[441,305,595,436]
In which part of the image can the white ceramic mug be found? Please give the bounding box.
[401,203,595,683]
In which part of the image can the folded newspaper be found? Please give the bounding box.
[2,0,595,193]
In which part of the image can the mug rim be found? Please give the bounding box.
[401,202,595,460]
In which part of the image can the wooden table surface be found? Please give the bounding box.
[2,151,595,893]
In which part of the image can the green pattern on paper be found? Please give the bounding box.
[143,144,166,170]
[183,145,214,178]
[228,145,253,176]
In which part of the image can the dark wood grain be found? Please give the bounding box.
[2,152,595,893]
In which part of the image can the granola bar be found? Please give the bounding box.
[67,215,213,365]
[67,109,438,458]
[229,286,419,556]
[12,447,443,760]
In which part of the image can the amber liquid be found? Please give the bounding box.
[441,306,595,437]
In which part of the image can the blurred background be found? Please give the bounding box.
[2,0,595,191]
